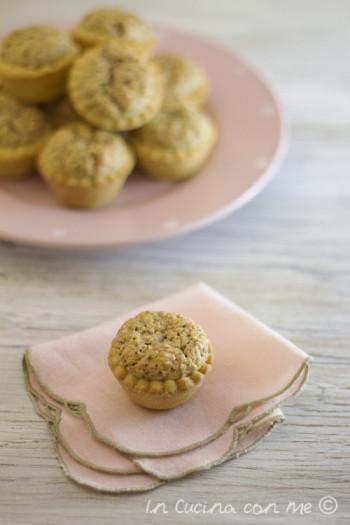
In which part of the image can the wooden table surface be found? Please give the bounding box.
[1,1,349,524]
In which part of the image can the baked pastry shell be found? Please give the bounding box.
[42,175,131,209]
[68,50,164,131]
[37,130,135,209]
[130,115,217,181]
[0,48,79,103]
[71,28,156,60]
[0,138,49,180]
[182,82,208,107]
[108,345,213,410]
[157,54,209,108]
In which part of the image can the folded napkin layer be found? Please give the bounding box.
[27,283,309,457]
[26,359,286,481]
[25,363,140,475]
[25,356,284,493]
[57,412,284,493]
[58,445,162,494]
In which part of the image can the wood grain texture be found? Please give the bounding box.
[0,1,349,524]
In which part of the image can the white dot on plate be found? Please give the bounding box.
[164,220,178,230]
[52,227,66,238]
[254,158,268,170]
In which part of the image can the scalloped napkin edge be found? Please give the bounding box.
[25,352,301,481]
[24,355,285,493]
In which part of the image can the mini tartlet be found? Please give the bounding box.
[156,53,208,107]
[130,105,217,181]
[68,42,163,131]
[0,92,50,180]
[108,311,213,410]
[71,8,156,59]
[0,26,79,104]
[38,123,135,209]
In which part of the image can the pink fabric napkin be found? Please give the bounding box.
[25,358,284,492]
[24,283,309,492]
[26,362,285,481]
[57,411,283,493]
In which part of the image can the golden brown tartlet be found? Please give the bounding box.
[38,123,135,209]
[71,8,156,59]
[156,53,208,107]
[108,311,213,410]
[68,42,163,132]
[0,26,79,103]
[130,105,217,181]
[0,92,50,180]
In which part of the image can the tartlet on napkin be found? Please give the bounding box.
[108,311,213,409]
[24,283,309,492]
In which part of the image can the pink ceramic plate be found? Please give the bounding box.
[0,24,285,249]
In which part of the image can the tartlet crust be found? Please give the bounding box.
[0,26,79,103]
[68,42,164,131]
[0,92,50,180]
[71,8,156,59]
[108,311,213,410]
[130,105,217,181]
[38,123,135,209]
[156,53,208,108]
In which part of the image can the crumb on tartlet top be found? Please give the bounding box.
[74,8,154,43]
[131,105,214,151]
[38,123,134,184]
[110,311,211,381]
[68,42,163,130]
[0,26,78,70]
[156,53,208,107]
[0,92,49,148]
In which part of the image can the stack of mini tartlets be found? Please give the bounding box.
[0,8,217,208]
